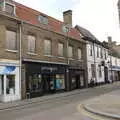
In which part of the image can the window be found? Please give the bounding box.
[28,35,36,53]
[97,46,99,57]
[90,44,93,56]
[58,43,64,56]
[6,75,15,94]
[104,49,107,59]
[6,29,17,50]
[100,47,103,58]
[68,45,73,58]
[38,15,48,25]
[91,64,95,78]
[78,48,82,59]
[98,65,102,77]
[5,3,15,15]
[44,40,52,55]
[62,25,69,33]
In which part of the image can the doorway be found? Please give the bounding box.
[42,74,56,94]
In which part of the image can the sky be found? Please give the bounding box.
[14,0,120,44]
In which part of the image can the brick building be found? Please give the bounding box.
[0,0,87,101]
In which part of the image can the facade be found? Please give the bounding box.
[118,0,120,25]
[75,25,109,85]
[0,0,87,101]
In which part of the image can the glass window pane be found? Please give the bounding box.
[68,46,73,58]
[5,3,14,15]
[6,75,15,94]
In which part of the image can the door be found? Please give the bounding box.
[104,67,108,83]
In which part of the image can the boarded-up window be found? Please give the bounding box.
[58,43,64,56]
[6,29,17,50]
[68,46,73,58]
[28,35,36,53]
[44,40,51,55]
[78,48,82,59]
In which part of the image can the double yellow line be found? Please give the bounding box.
[77,104,105,120]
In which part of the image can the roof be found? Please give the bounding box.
[5,0,81,41]
[75,25,105,46]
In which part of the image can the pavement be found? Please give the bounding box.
[83,84,120,119]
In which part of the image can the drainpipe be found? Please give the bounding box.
[93,41,97,85]
[19,21,22,99]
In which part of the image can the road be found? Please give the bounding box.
[0,83,119,120]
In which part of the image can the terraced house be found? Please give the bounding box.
[0,0,87,102]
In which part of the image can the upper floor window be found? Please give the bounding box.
[90,44,93,56]
[5,3,15,15]
[104,49,107,59]
[0,1,15,15]
[28,35,36,53]
[78,48,82,59]
[38,15,48,25]
[68,45,73,58]
[44,40,52,55]
[97,46,99,57]
[62,25,69,33]
[100,47,103,58]
[6,29,17,50]
[58,42,64,57]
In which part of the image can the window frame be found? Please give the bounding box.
[58,42,64,57]
[68,45,73,58]
[78,48,82,60]
[6,29,17,51]
[44,39,52,55]
[27,34,36,53]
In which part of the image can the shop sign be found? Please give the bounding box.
[41,67,57,72]
[0,66,16,74]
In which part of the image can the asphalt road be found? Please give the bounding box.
[0,83,120,120]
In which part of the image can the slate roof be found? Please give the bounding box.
[4,0,81,41]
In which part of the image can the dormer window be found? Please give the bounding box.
[0,1,16,15]
[62,25,69,33]
[38,15,48,25]
[5,2,15,15]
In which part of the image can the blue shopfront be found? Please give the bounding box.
[24,62,68,98]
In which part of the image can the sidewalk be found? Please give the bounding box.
[0,88,89,111]
[0,81,119,112]
[84,88,120,119]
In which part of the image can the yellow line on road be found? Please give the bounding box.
[77,104,105,120]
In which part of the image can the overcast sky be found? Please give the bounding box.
[14,0,120,44]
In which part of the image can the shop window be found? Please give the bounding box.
[28,35,36,53]
[56,74,65,90]
[29,74,42,92]
[0,75,4,95]
[6,29,17,50]
[6,75,15,94]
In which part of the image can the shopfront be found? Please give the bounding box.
[69,68,85,90]
[25,62,67,98]
[0,62,20,102]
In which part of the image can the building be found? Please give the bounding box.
[0,0,87,101]
[75,25,109,85]
[118,0,120,25]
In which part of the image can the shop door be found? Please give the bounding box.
[42,74,55,93]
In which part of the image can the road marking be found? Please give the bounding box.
[77,104,105,120]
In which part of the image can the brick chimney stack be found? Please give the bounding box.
[63,10,72,27]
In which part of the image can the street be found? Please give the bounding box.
[0,83,120,120]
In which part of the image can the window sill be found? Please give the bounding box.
[57,56,66,59]
[44,55,54,57]
[27,52,37,56]
[5,49,18,53]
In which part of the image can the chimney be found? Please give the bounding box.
[63,10,72,27]
[108,36,112,43]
